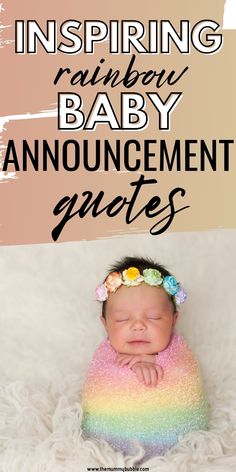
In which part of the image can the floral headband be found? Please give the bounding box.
[95,267,187,305]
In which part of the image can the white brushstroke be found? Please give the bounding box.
[0,3,13,48]
[0,171,17,182]
[223,0,236,28]
[0,3,16,183]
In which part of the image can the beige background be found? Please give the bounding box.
[0,1,235,244]
[0,4,235,467]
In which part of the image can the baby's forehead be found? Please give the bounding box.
[107,284,172,309]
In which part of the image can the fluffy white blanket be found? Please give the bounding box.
[0,231,235,471]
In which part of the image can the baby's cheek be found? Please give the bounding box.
[153,328,173,351]
[108,326,125,349]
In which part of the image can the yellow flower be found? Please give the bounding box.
[125,267,140,280]
[122,267,144,286]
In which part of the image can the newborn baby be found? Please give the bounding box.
[82,257,208,458]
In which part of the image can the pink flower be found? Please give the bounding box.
[95,284,108,302]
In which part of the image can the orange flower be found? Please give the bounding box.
[105,271,122,293]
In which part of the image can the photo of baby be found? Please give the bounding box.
[0,230,235,471]
[82,256,208,460]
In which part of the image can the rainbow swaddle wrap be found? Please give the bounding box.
[82,334,208,457]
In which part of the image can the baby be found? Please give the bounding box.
[82,256,208,459]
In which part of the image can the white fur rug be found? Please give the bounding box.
[0,231,236,471]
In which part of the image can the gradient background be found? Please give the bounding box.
[0,0,235,244]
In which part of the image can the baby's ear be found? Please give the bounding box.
[173,310,179,326]
[100,315,107,328]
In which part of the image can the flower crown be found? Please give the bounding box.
[95,267,187,305]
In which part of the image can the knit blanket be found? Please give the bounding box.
[82,334,208,458]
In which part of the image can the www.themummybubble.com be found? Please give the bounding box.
[87,467,149,471]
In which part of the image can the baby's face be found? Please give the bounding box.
[101,284,178,355]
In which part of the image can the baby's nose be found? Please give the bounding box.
[131,319,146,330]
